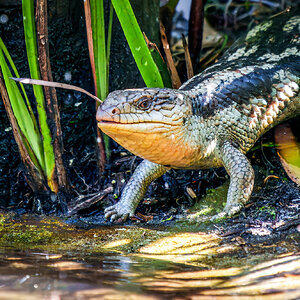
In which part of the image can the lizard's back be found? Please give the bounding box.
[181,10,300,154]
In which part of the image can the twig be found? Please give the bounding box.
[269,6,291,19]
[160,22,181,89]
[10,77,102,103]
[201,35,228,69]
[72,166,90,193]
[188,0,206,66]
[263,175,280,186]
[224,0,233,28]
[275,217,300,231]
[143,32,164,61]
[251,0,280,8]
[67,185,113,215]
[182,34,194,79]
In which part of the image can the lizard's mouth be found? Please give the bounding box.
[96,106,179,126]
[97,120,119,124]
[98,120,177,127]
[97,116,177,138]
[97,107,181,137]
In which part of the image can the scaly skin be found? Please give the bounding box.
[97,10,300,222]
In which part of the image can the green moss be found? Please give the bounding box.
[1,225,53,244]
[192,207,213,217]
[0,215,6,226]
[206,188,216,195]
[189,181,229,218]
[257,205,277,219]
[0,212,171,253]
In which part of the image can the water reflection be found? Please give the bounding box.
[0,248,299,299]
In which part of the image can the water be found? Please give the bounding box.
[0,213,299,299]
[0,247,299,299]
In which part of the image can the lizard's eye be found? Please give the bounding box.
[137,97,152,110]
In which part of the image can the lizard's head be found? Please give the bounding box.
[97,88,194,167]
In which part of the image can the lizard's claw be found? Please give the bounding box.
[211,203,243,222]
[104,203,135,223]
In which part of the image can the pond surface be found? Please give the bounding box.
[0,213,299,299]
[0,244,300,299]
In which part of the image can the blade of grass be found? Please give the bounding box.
[23,0,56,190]
[90,0,98,91]
[22,0,44,102]
[90,0,111,161]
[111,0,164,88]
[0,69,46,192]
[0,37,37,124]
[0,38,44,178]
[106,2,113,92]
[84,0,108,168]
[94,0,107,100]
[84,0,97,96]
[102,1,115,162]
[0,48,45,171]
[275,124,300,185]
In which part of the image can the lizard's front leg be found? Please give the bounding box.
[105,160,169,222]
[215,140,255,218]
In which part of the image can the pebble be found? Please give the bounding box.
[0,14,8,24]
[64,71,72,82]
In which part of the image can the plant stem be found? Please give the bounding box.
[84,0,97,96]
[23,0,57,191]
[36,0,69,192]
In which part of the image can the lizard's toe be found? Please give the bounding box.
[104,203,133,223]
[211,203,243,222]
[211,211,227,222]
[223,203,244,217]
[104,205,116,218]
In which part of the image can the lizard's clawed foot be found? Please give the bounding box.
[211,203,244,222]
[104,203,135,222]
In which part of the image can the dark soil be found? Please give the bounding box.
[0,2,299,246]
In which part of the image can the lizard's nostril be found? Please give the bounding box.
[111,107,120,115]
